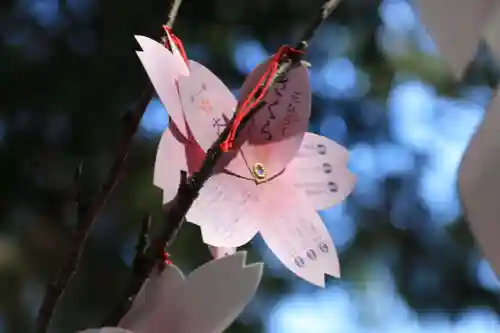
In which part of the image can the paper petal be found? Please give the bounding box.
[177,60,237,151]
[119,265,186,333]
[208,245,238,259]
[134,35,189,136]
[234,58,311,180]
[77,329,133,333]
[258,176,340,287]
[187,172,260,247]
[416,0,494,79]
[121,252,262,333]
[287,132,356,210]
[458,88,500,278]
[176,251,263,333]
[154,125,188,203]
[154,121,206,203]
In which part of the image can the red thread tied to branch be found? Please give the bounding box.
[220,45,303,152]
[163,251,172,265]
[162,25,189,65]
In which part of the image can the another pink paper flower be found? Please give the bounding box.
[416,0,495,79]
[177,58,356,287]
[78,252,262,333]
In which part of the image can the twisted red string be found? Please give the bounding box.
[163,252,172,265]
[162,25,189,65]
[220,46,303,152]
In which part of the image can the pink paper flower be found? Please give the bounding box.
[136,36,356,286]
[179,59,356,287]
[78,252,262,333]
[135,35,238,259]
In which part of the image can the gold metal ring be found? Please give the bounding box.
[252,163,267,182]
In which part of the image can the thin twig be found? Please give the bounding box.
[102,172,190,326]
[74,159,84,216]
[34,1,183,332]
[102,0,340,326]
[166,0,182,28]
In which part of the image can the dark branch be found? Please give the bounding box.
[34,1,183,332]
[102,0,339,326]
[102,171,191,326]
[132,214,151,274]
[74,159,84,216]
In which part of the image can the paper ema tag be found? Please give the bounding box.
[78,252,262,333]
[136,36,355,285]
[187,133,356,287]
[416,0,495,79]
[458,88,500,279]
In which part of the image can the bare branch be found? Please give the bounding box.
[34,1,184,332]
[132,214,151,274]
[102,172,188,326]
[295,0,341,52]
[74,159,84,216]
[102,0,341,325]
[166,0,183,29]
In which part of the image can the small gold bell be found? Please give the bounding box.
[252,163,267,183]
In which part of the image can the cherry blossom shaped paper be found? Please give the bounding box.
[135,36,355,282]
[78,251,262,333]
[416,0,496,79]
[173,56,353,286]
[187,131,356,287]
[136,36,238,257]
[458,88,500,279]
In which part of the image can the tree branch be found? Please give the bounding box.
[34,1,183,332]
[102,0,340,326]
[132,214,151,274]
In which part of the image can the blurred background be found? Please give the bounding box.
[2,0,500,332]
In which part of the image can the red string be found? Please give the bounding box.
[163,252,172,265]
[162,25,189,65]
[220,46,303,152]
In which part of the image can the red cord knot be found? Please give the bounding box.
[163,252,172,265]
[162,25,189,65]
[220,45,303,152]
